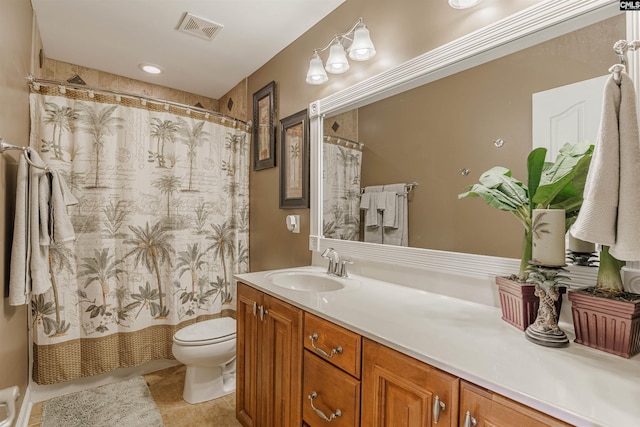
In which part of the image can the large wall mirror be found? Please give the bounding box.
[310,0,634,281]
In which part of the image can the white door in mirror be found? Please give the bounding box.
[286,215,300,233]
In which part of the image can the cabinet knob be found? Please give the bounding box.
[432,395,446,424]
[308,391,342,422]
[309,332,343,359]
[463,411,477,427]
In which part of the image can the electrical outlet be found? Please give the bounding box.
[309,236,319,251]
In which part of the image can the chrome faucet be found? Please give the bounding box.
[321,248,353,278]
[321,248,340,275]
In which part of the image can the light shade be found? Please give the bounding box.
[348,26,376,61]
[306,52,328,85]
[448,0,482,9]
[325,41,350,74]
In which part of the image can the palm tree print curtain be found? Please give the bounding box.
[322,138,363,241]
[28,89,249,384]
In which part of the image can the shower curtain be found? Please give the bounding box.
[28,87,249,384]
[322,138,363,241]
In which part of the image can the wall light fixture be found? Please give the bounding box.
[306,17,376,85]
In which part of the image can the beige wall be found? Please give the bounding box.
[247,0,540,271]
[36,59,220,112]
[1,0,35,413]
[358,15,625,259]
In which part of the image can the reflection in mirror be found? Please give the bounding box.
[321,14,625,261]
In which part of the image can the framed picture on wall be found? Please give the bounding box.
[279,109,309,209]
[252,81,276,170]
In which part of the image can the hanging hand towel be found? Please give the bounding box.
[380,191,398,228]
[9,150,50,305]
[571,73,640,260]
[382,183,408,246]
[360,185,383,243]
[47,170,78,244]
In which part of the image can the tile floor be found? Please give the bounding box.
[28,365,241,426]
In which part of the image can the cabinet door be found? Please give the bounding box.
[459,381,571,427]
[362,339,459,427]
[261,294,304,427]
[237,283,262,427]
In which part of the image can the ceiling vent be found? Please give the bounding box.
[177,12,223,41]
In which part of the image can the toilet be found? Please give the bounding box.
[172,317,237,404]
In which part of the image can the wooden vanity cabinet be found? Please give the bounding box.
[459,381,571,427]
[236,282,303,427]
[237,283,574,427]
[361,338,460,427]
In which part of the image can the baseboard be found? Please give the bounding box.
[15,385,31,427]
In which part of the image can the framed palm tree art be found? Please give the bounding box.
[279,109,309,208]
[253,81,276,170]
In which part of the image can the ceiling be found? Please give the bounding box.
[31,0,345,99]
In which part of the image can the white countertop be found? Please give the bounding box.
[235,266,640,427]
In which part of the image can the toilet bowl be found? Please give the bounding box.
[172,317,237,404]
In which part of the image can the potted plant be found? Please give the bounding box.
[568,247,640,358]
[458,142,593,330]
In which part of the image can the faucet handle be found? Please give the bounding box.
[339,259,354,278]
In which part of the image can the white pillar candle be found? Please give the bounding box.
[532,209,566,267]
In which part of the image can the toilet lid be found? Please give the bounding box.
[174,317,236,346]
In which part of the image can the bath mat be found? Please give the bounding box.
[41,376,165,427]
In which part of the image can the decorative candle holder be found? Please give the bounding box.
[524,264,570,348]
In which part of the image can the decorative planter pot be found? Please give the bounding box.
[567,288,640,358]
[495,276,565,331]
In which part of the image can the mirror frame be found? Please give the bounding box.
[309,0,638,286]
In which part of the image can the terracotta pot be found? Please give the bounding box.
[495,276,565,331]
[568,288,640,358]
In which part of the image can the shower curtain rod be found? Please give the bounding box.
[359,182,418,195]
[323,134,364,149]
[26,75,251,127]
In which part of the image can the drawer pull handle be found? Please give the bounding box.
[433,395,446,424]
[258,305,268,321]
[463,411,477,427]
[308,391,342,422]
[252,302,257,317]
[309,333,343,358]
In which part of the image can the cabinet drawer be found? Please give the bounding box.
[304,312,362,378]
[303,350,361,427]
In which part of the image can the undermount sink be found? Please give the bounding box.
[266,271,345,292]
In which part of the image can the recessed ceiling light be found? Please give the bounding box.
[139,64,162,74]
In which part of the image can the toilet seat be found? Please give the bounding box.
[174,317,236,346]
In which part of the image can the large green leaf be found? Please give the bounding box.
[533,144,593,207]
[526,147,547,211]
[458,184,520,212]
[477,167,528,205]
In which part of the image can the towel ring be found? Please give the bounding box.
[1,140,49,171]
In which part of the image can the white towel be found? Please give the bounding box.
[382,184,408,246]
[571,73,640,261]
[9,150,49,305]
[42,170,78,245]
[380,192,398,228]
[360,186,383,243]
[360,192,379,227]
